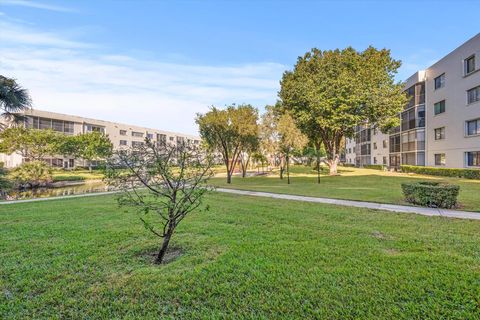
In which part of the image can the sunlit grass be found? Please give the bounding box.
[1,192,479,318]
[211,165,480,211]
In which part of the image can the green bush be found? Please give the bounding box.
[363,164,385,170]
[401,181,460,209]
[341,163,356,167]
[401,165,480,180]
[9,161,53,189]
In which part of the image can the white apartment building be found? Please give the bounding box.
[345,33,480,169]
[0,109,201,168]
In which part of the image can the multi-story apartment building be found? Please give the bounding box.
[0,109,201,168]
[345,33,480,169]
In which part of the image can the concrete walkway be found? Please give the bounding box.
[2,187,480,221]
[216,188,480,221]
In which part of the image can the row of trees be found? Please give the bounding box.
[197,46,408,181]
[0,127,113,171]
[196,104,309,184]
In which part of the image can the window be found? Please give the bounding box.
[146,133,154,140]
[169,136,174,141]
[434,153,446,166]
[52,120,64,132]
[382,156,387,165]
[434,100,445,115]
[467,86,480,104]
[64,122,74,134]
[383,140,387,148]
[132,131,143,138]
[466,151,480,167]
[119,140,127,146]
[466,119,480,136]
[373,157,377,164]
[465,55,475,75]
[86,124,105,133]
[434,127,445,140]
[434,73,445,89]
[120,130,127,135]
[131,141,144,147]
[373,142,377,150]
[39,118,51,130]
[157,134,167,144]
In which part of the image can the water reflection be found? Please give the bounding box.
[3,181,111,201]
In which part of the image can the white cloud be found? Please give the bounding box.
[1,0,75,12]
[0,20,285,135]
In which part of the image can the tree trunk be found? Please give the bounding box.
[286,154,290,184]
[227,171,232,184]
[327,155,340,175]
[155,229,173,264]
[316,148,321,184]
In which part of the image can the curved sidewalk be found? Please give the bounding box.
[2,188,480,221]
[216,188,480,221]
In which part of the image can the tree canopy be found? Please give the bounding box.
[0,127,62,160]
[279,46,408,174]
[0,75,31,125]
[196,104,259,183]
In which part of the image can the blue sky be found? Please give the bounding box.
[1,0,478,134]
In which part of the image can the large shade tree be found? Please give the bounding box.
[196,104,259,184]
[279,47,408,175]
[0,75,31,125]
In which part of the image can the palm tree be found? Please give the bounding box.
[0,75,32,126]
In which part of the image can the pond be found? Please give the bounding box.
[2,181,111,201]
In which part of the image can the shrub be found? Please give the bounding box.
[401,165,480,180]
[341,163,356,167]
[0,163,11,192]
[363,164,385,170]
[9,161,53,189]
[401,181,460,209]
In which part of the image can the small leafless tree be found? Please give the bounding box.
[105,139,214,264]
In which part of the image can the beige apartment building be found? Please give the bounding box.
[0,109,201,168]
[346,33,480,169]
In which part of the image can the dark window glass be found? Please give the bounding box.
[467,119,480,136]
[465,55,475,74]
[435,153,446,166]
[467,151,480,167]
[467,86,480,104]
[434,100,446,115]
[434,127,445,140]
[434,74,445,89]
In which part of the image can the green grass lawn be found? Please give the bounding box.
[211,166,480,212]
[51,169,104,182]
[1,193,480,319]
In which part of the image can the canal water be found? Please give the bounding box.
[3,181,111,201]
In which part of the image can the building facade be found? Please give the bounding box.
[345,33,480,169]
[0,109,201,168]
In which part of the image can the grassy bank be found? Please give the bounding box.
[211,166,480,212]
[1,192,480,318]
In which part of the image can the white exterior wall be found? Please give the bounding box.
[425,34,480,168]
[0,109,200,168]
[345,138,356,164]
[370,130,389,165]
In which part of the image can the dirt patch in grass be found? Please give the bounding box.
[138,246,184,265]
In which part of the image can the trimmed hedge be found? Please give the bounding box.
[401,165,480,180]
[401,181,460,209]
[363,165,385,171]
[341,163,356,167]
